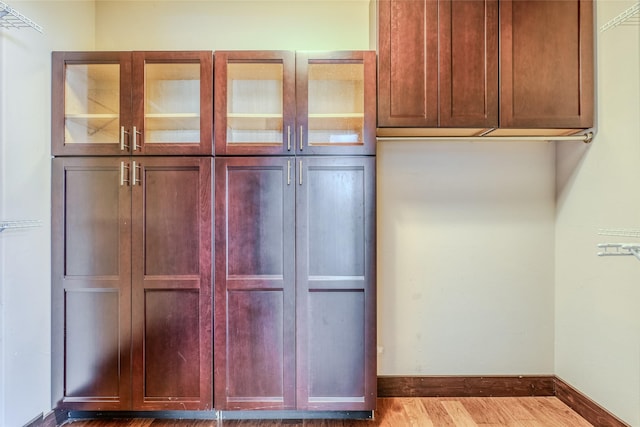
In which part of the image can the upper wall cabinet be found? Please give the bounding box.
[377,0,594,135]
[377,0,499,132]
[498,0,594,131]
[52,51,213,156]
[214,50,376,156]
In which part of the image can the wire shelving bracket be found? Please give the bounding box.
[597,229,640,261]
[600,2,640,32]
[0,1,43,33]
[0,220,42,233]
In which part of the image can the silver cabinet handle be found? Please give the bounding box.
[133,126,141,151]
[287,126,291,151]
[120,161,130,186]
[120,126,130,151]
[132,161,141,186]
[287,160,291,185]
[299,160,303,185]
[299,126,304,151]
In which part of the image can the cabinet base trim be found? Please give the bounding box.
[378,375,630,427]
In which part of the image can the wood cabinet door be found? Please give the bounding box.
[295,157,377,411]
[378,0,498,129]
[51,51,132,156]
[131,51,213,155]
[130,157,213,410]
[214,51,296,155]
[214,157,296,410]
[500,0,594,128]
[377,0,439,127]
[439,0,498,128]
[51,157,132,410]
[295,51,376,156]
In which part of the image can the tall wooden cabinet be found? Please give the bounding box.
[51,51,213,412]
[52,157,213,411]
[377,0,594,134]
[214,51,377,412]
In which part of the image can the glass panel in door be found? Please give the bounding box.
[64,64,120,145]
[144,63,200,143]
[307,63,364,146]
[226,63,284,145]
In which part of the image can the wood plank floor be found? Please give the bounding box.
[62,397,593,426]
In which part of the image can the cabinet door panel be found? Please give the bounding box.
[500,0,594,128]
[143,289,201,398]
[296,51,376,155]
[51,157,132,410]
[131,157,212,410]
[132,51,213,155]
[296,157,376,411]
[227,290,286,400]
[378,0,439,127]
[65,290,121,399]
[52,52,132,156]
[214,157,296,410]
[214,51,296,155]
[440,0,498,127]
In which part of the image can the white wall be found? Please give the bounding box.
[555,1,640,425]
[377,141,555,375]
[0,2,95,425]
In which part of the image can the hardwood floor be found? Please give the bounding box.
[61,397,593,426]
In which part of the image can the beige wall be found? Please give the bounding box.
[377,140,555,375]
[95,0,371,51]
[0,1,95,425]
[555,1,640,425]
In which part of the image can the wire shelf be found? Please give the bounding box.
[0,1,43,33]
[600,2,640,32]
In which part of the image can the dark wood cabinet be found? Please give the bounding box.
[377,0,499,130]
[214,50,375,156]
[214,156,376,412]
[295,157,377,411]
[377,0,593,133]
[499,0,594,129]
[52,51,213,156]
[214,157,296,410]
[52,156,213,411]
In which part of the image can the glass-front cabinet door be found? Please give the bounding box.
[214,51,295,155]
[296,51,376,156]
[52,51,212,156]
[132,51,213,155]
[52,51,132,156]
